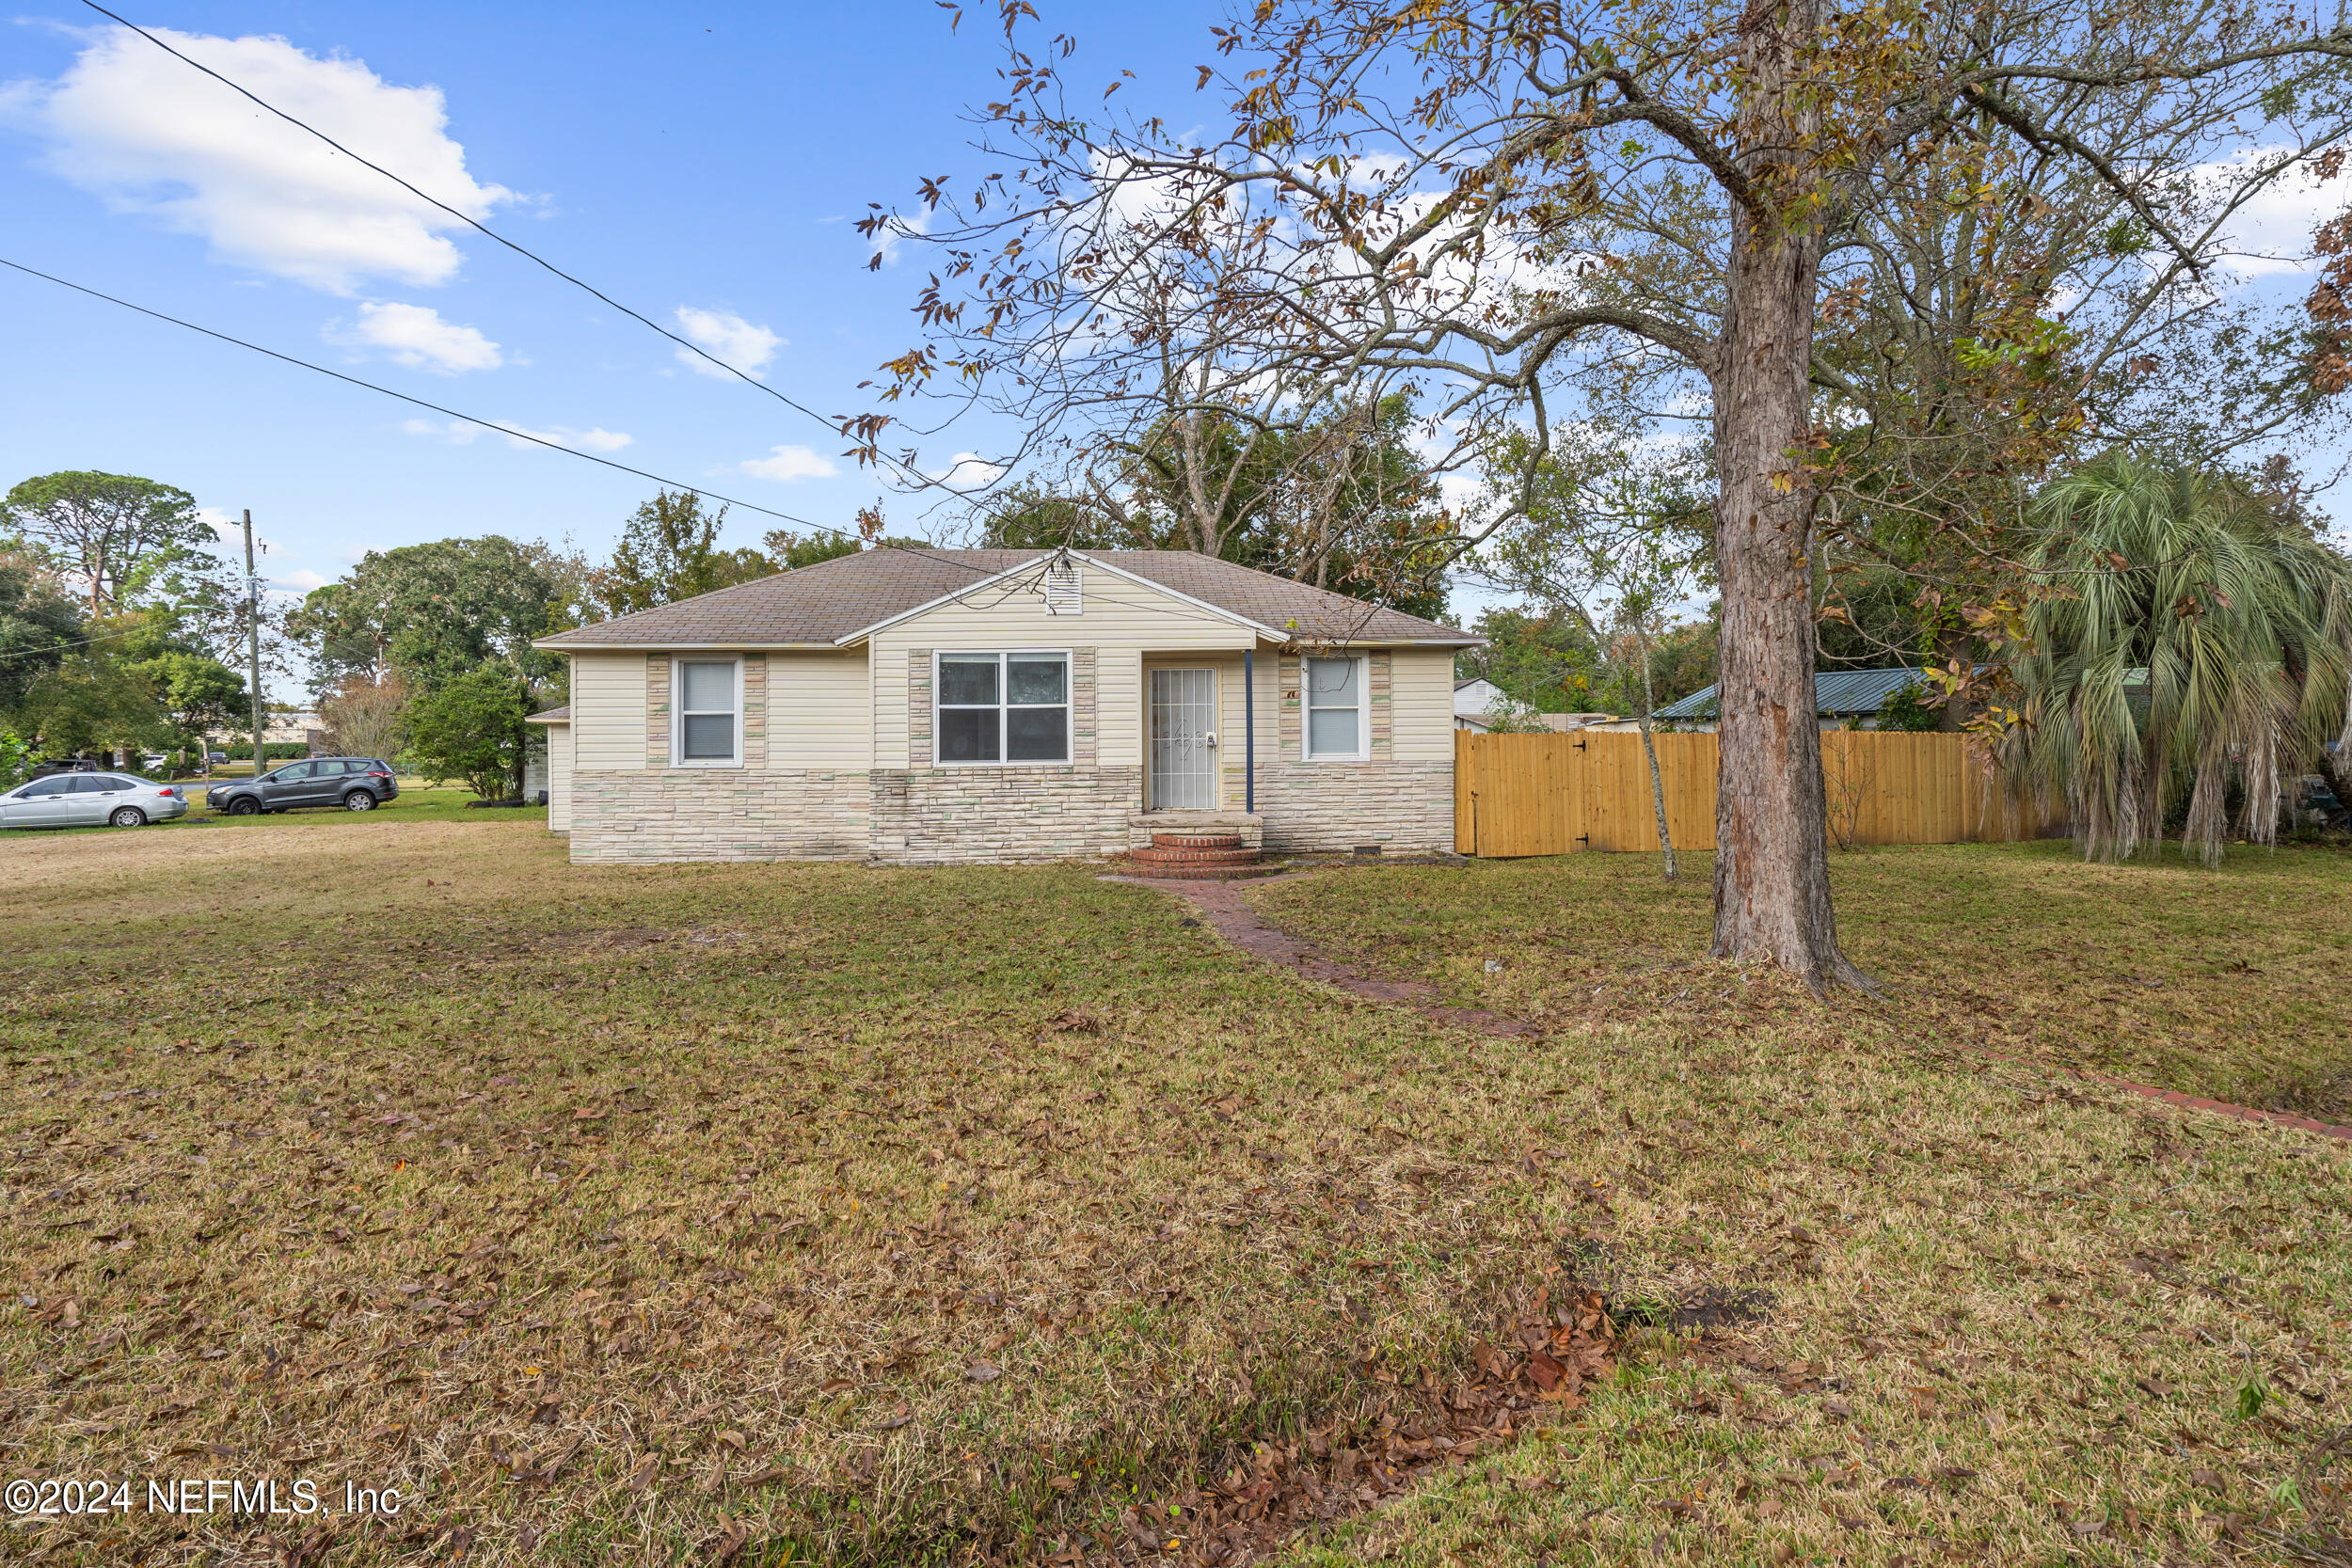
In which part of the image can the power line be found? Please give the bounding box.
[0,255,869,540]
[0,260,1129,628]
[76,0,929,489]
[0,620,176,666]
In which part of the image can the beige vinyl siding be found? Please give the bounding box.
[870,562,1254,768]
[765,649,871,768]
[572,652,650,769]
[547,722,574,831]
[1388,646,1458,761]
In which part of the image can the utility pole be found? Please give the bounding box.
[243,510,266,778]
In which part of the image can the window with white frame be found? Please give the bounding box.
[674,658,740,765]
[936,652,1070,764]
[1303,654,1366,759]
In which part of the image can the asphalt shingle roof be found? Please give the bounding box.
[535,548,1476,648]
[1654,668,1928,721]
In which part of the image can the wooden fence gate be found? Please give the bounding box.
[1453,729,2050,857]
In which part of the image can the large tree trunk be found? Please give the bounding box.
[1708,0,1870,990]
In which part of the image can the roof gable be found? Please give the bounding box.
[534,548,1479,649]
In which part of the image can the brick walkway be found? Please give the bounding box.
[1111,872,2352,1145]
[1104,872,1538,1038]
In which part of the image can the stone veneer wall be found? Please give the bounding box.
[1252,759,1454,854]
[644,655,669,765]
[868,766,1142,864]
[569,770,869,863]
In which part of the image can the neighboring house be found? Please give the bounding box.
[1454,677,1506,731]
[205,710,326,750]
[1650,668,1928,731]
[1453,680,1618,734]
[530,548,1479,864]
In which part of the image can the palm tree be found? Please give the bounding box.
[2005,453,2352,866]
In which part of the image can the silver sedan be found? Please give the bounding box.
[0,772,191,830]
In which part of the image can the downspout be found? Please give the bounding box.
[1244,646,1256,815]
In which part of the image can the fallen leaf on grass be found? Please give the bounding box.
[626,1451,661,1492]
[964,1362,1002,1384]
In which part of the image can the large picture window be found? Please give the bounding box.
[674,658,740,766]
[1304,655,1366,760]
[936,652,1070,765]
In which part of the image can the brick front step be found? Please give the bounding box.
[1116,861,1286,880]
[1151,832,1244,851]
[1130,846,1263,866]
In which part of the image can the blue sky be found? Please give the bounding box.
[6,5,2346,701]
[0,1,1217,692]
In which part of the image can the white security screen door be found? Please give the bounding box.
[1149,668,1218,810]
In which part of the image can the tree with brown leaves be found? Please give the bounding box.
[866,0,2352,990]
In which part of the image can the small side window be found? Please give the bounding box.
[675,659,741,765]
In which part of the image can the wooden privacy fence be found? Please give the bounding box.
[1454,729,2051,857]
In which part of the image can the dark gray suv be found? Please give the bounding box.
[207,758,400,816]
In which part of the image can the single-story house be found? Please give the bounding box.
[528,547,1479,864]
[1453,678,1618,734]
[1454,676,1505,730]
[1651,668,1934,731]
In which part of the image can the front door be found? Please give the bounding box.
[1149,668,1218,810]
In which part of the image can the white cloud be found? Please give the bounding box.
[270,568,328,591]
[196,506,287,554]
[739,444,838,482]
[871,207,930,267]
[402,418,632,452]
[926,451,1008,487]
[2,25,515,293]
[674,307,782,379]
[2200,150,2342,279]
[332,301,501,372]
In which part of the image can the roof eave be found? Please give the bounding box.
[531,640,847,652]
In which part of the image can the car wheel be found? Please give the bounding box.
[229,797,261,816]
[343,790,377,812]
[109,806,148,828]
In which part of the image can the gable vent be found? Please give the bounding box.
[1043,564,1083,615]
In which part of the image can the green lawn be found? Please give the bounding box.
[165,783,547,829]
[18,783,547,835]
[0,823,2344,1567]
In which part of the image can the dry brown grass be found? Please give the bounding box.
[1,825,2344,1567]
[0,821,1580,1565]
[1254,844,2352,1122]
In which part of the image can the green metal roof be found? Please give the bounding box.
[1654,667,1927,721]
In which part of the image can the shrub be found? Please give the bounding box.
[404,668,528,800]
